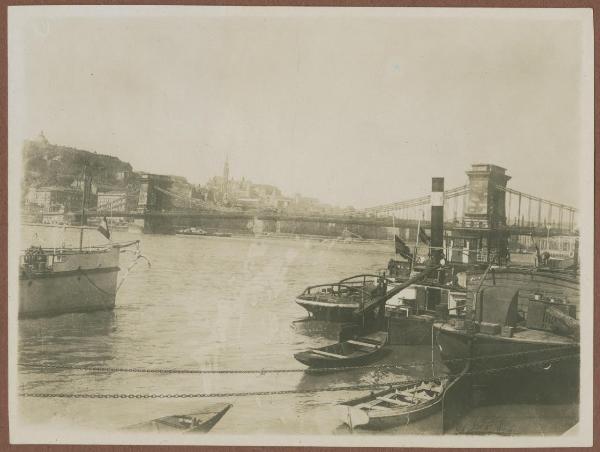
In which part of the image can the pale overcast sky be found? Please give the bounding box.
[9,7,591,208]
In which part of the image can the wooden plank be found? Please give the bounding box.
[346,340,378,348]
[309,349,347,359]
[397,390,431,401]
[376,396,413,406]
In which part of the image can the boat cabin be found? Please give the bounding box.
[444,228,510,266]
[386,284,466,318]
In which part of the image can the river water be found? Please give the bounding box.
[15,225,577,441]
[17,226,447,437]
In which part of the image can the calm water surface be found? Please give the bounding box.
[16,226,576,438]
[18,226,446,437]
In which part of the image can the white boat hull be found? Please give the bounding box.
[19,247,120,318]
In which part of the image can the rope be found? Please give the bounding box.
[18,344,578,375]
[79,270,116,297]
[18,354,579,399]
[116,253,151,291]
[78,251,150,297]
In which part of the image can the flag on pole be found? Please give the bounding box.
[394,235,413,261]
[97,216,111,239]
[418,226,430,245]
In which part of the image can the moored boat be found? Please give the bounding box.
[295,274,394,322]
[19,166,145,319]
[124,403,232,433]
[338,378,448,429]
[176,227,232,237]
[294,331,388,368]
[433,268,580,383]
[19,241,139,318]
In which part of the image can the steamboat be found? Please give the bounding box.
[19,166,143,318]
[295,165,580,385]
[19,240,140,318]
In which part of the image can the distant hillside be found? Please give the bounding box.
[22,136,134,191]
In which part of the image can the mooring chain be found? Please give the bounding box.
[19,354,579,399]
[18,344,578,375]
[79,270,116,297]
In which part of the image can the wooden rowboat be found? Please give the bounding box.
[338,378,447,429]
[124,403,232,433]
[294,331,388,369]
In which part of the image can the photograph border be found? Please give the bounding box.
[1,1,597,450]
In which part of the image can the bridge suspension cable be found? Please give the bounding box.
[88,192,131,215]
[496,185,577,232]
[360,185,469,215]
[153,186,238,212]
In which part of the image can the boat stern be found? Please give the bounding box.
[337,405,370,429]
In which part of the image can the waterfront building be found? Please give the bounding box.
[25,186,83,214]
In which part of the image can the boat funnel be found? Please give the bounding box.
[431,177,444,265]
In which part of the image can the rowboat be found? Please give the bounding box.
[124,403,232,433]
[294,331,388,368]
[338,378,447,429]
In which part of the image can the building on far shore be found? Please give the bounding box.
[25,186,83,214]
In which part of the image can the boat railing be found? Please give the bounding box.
[338,273,396,285]
[20,240,139,255]
[300,283,376,300]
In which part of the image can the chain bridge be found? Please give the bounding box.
[88,164,577,240]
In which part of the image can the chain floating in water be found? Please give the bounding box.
[19,354,579,399]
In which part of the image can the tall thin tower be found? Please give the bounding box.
[222,155,230,203]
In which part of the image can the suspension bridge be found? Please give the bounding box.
[358,184,577,234]
[78,164,576,238]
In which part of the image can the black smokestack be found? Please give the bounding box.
[431,177,444,264]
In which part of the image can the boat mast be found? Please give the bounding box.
[79,165,89,251]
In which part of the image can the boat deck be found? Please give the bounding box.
[435,323,577,345]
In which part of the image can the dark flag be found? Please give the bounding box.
[394,235,413,261]
[418,226,430,245]
[97,216,111,239]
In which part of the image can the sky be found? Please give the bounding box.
[9,7,591,208]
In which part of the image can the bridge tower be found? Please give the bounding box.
[448,164,511,265]
[137,174,154,213]
[136,173,173,213]
[134,174,175,233]
[464,164,511,229]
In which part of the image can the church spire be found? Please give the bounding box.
[223,154,230,182]
[222,155,230,203]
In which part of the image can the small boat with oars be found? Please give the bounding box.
[124,403,232,434]
[294,331,388,369]
[338,378,447,429]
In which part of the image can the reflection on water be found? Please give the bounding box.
[16,226,578,437]
[19,311,117,364]
[18,226,409,435]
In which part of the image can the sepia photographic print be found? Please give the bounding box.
[7,5,594,447]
